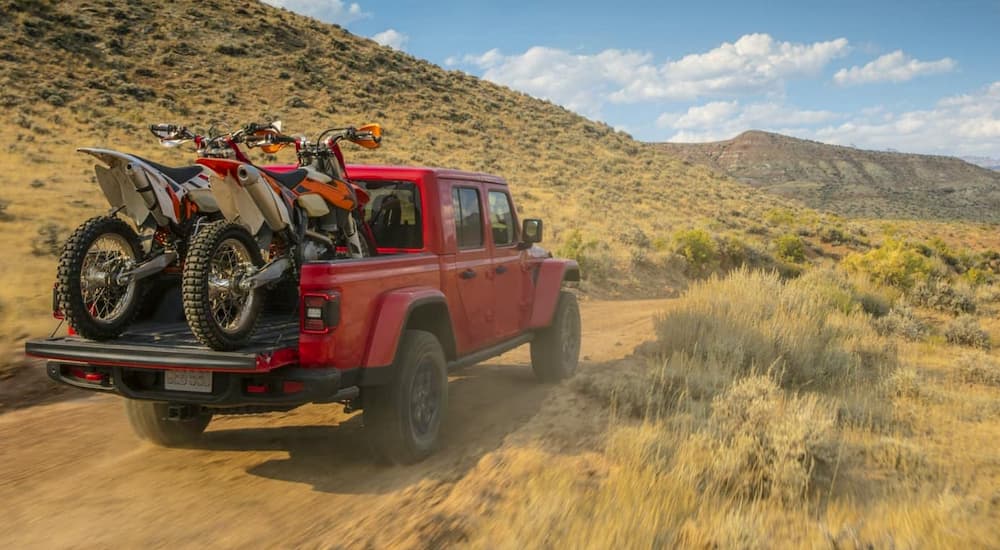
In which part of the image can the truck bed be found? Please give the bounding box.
[26,315,299,372]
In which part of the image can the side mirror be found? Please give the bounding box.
[520,219,543,247]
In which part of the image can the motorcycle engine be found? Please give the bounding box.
[302,240,331,261]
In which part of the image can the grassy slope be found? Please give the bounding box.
[0,0,805,344]
[660,130,1000,222]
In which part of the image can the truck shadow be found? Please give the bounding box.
[197,361,552,494]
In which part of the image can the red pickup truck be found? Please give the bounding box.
[26,165,581,464]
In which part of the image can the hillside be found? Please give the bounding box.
[3,2,1000,355]
[659,130,1000,221]
[0,0,821,352]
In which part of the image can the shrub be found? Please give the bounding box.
[945,315,990,349]
[617,226,650,248]
[675,376,837,503]
[0,199,10,221]
[654,268,896,389]
[961,267,992,286]
[842,238,937,290]
[872,306,927,341]
[956,352,1000,386]
[31,223,64,257]
[909,280,976,314]
[673,228,717,274]
[764,207,797,226]
[774,233,806,263]
[819,226,848,245]
[556,230,612,281]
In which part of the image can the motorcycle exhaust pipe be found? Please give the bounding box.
[236,165,289,232]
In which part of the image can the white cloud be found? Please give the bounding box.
[834,50,956,86]
[612,34,850,102]
[261,0,369,25]
[372,28,408,50]
[812,82,1000,155]
[452,34,849,117]
[658,83,1000,157]
[465,46,653,117]
[659,101,840,142]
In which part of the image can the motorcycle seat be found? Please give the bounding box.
[134,156,205,184]
[261,167,309,189]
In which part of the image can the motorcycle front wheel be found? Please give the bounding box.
[182,221,265,351]
[57,216,145,340]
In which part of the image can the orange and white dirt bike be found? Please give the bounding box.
[181,122,381,350]
[55,129,237,341]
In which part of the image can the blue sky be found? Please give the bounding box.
[263,0,1000,158]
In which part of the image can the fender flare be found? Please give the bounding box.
[361,287,452,370]
[526,259,580,329]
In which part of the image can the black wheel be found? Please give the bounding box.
[124,400,212,447]
[182,221,265,350]
[57,216,145,340]
[530,290,581,382]
[363,330,448,465]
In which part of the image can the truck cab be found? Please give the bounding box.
[27,165,581,464]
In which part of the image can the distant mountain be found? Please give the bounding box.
[962,156,1000,171]
[658,131,1000,221]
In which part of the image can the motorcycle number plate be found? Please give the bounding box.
[164,370,213,393]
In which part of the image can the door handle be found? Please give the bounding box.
[496,265,508,275]
[460,269,476,280]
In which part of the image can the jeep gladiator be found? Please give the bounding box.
[26,165,581,464]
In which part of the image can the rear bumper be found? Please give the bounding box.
[45,362,358,408]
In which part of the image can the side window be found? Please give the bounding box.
[488,191,516,246]
[452,187,483,249]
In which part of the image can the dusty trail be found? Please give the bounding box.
[0,298,671,548]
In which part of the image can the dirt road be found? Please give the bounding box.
[0,298,671,548]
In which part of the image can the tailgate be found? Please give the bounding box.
[26,316,299,372]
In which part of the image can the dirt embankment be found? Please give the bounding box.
[0,298,671,548]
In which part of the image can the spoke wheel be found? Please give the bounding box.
[57,216,145,340]
[183,221,265,350]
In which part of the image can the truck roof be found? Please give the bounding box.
[345,164,508,186]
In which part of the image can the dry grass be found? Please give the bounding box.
[468,269,1000,548]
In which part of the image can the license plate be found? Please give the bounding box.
[164,370,213,393]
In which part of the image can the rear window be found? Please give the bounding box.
[353,180,423,249]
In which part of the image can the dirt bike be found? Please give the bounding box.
[181,122,382,350]
[56,127,245,341]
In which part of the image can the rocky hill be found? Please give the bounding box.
[659,130,1000,221]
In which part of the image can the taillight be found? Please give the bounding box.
[301,292,341,333]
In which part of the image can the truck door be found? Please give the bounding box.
[486,188,526,340]
[449,185,496,350]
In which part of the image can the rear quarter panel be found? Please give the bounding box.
[298,254,443,369]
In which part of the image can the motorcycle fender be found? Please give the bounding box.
[94,164,158,227]
[210,175,267,235]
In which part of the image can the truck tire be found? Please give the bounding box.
[57,215,145,340]
[530,290,581,382]
[124,400,212,447]
[363,330,448,465]
[182,221,265,351]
